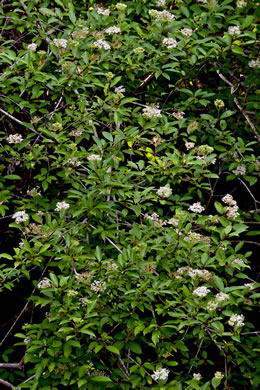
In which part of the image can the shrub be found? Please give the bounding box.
[0,0,259,389]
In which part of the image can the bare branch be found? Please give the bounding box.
[0,357,24,369]
[0,378,14,389]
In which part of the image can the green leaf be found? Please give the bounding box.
[214,275,225,291]
[0,253,13,260]
[4,175,21,180]
[215,201,224,214]
[128,341,142,354]
[106,345,120,355]
[242,15,254,29]
[90,376,112,382]
[232,45,244,55]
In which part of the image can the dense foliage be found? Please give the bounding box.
[0,0,259,389]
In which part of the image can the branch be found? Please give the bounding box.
[0,357,24,369]
[0,108,40,136]
[0,378,14,389]
[214,67,260,142]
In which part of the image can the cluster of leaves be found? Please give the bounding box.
[0,0,259,389]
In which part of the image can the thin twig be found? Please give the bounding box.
[238,178,259,209]
[0,108,40,136]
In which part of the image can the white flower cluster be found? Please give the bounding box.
[67,289,78,297]
[12,210,29,224]
[96,7,110,16]
[207,301,218,312]
[27,187,41,196]
[215,292,229,302]
[105,26,121,34]
[193,373,202,380]
[244,283,254,290]
[93,39,111,50]
[55,201,70,211]
[157,186,172,198]
[181,28,193,37]
[188,202,205,213]
[168,217,179,226]
[173,111,185,120]
[185,142,195,150]
[87,154,102,161]
[133,47,145,54]
[215,371,224,379]
[176,267,212,281]
[214,99,225,109]
[67,157,81,166]
[6,133,23,144]
[183,232,202,242]
[144,213,167,228]
[114,85,125,94]
[232,258,245,265]
[193,286,210,297]
[237,0,247,7]
[162,37,177,49]
[90,280,106,293]
[156,0,166,6]
[149,9,175,22]
[221,194,239,219]
[28,43,37,51]
[232,164,247,175]
[151,368,169,382]
[38,279,52,289]
[228,313,245,328]
[142,104,162,119]
[70,129,82,137]
[248,58,260,68]
[106,262,118,270]
[53,38,68,48]
[72,27,89,40]
[115,3,127,11]
[228,26,241,36]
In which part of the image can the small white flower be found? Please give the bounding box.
[90,280,106,293]
[232,258,245,265]
[12,210,29,224]
[222,194,236,206]
[55,201,70,211]
[67,157,81,166]
[156,0,166,6]
[193,286,210,297]
[87,154,102,161]
[181,28,193,37]
[207,301,218,312]
[151,368,169,382]
[6,133,23,144]
[215,292,229,303]
[188,202,205,213]
[115,3,127,11]
[70,129,82,138]
[38,279,52,289]
[168,217,179,226]
[96,7,110,16]
[106,262,118,270]
[93,39,111,50]
[226,205,239,219]
[173,111,185,120]
[228,26,241,36]
[114,85,125,94]
[232,164,247,175]
[162,37,177,49]
[133,47,145,54]
[27,187,41,197]
[27,43,37,51]
[185,142,195,150]
[215,372,224,379]
[248,58,260,68]
[237,0,247,8]
[24,336,31,344]
[149,9,175,22]
[193,373,202,380]
[142,104,162,119]
[244,283,254,290]
[53,38,68,48]
[105,26,121,34]
[228,313,245,328]
[157,186,172,198]
[214,99,225,109]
